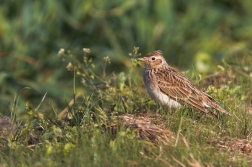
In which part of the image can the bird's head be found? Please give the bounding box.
[138,50,167,69]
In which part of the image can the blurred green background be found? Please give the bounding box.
[0,0,251,115]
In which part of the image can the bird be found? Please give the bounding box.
[138,50,231,116]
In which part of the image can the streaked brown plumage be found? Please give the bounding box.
[138,50,231,116]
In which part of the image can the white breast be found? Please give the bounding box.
[147,87,181,108]
[143,70,181,108]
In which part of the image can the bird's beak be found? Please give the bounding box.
[137,57,146,61]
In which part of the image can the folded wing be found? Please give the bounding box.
[155,67,230,115]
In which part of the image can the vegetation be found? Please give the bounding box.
[0,0,252,166]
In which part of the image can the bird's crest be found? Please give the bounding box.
[146,50,163,57]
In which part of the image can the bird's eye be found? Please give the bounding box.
[151,57,155,60]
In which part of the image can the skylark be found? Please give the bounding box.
[138,50,231,116]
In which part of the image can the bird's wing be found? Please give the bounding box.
[156,70,209,113]
[155,67,230,115]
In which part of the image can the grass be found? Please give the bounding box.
[0,47,251,166]
[1,2,252,166]
[1,0,252,113]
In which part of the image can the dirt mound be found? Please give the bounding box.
[114,113,175,145]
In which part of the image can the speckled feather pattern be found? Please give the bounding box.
[138,50,231,116]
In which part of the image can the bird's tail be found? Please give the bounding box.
[203,92,232,116]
